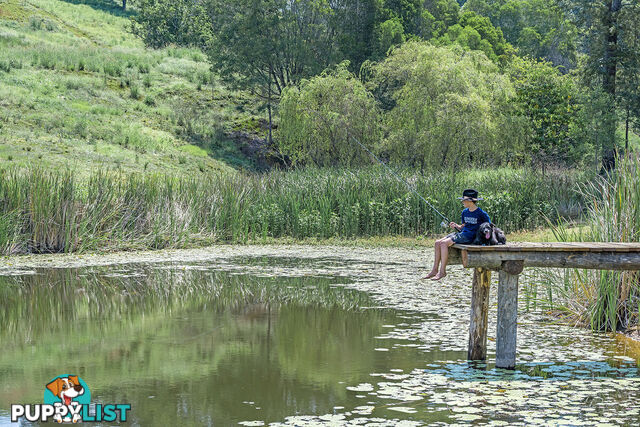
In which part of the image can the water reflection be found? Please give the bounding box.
[0,265,424,425]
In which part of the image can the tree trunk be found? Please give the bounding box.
[267,75,273,147]
[601,0,623,171]
[602,0,621,98]
[122,0,126,10]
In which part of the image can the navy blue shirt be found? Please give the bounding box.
[459,207,490,240]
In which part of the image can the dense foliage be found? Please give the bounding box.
[131,0,640,172]
[507,57,582,168]
[464,0,577,69]
[373,43,519,169]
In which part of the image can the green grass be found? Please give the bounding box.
[0,165,589,255]
[0,0,264,175]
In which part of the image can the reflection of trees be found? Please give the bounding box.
[274,306,383,387]
[0,265,404,424]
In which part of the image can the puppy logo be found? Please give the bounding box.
[44,375,91,423]
[12,375,129,423]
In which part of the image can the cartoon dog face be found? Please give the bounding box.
[46,376,84,406]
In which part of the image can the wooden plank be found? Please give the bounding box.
[454,242,640,253]
[452,250,640,271]
[496,269,519,369]
[595,243,634,252]
[448,248,463,266]
[468,268,491,361]
[561,242,597,251]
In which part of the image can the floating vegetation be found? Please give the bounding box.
[0,246,639,425]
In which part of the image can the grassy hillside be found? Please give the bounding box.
[0,0,266,175]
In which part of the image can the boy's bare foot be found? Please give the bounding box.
[430,272,447,281]
[422,270,438,279]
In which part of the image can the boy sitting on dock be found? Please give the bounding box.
[423,189,490,281]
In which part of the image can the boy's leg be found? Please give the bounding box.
[431,237,455,280]
[423,239,443,279]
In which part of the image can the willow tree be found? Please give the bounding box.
[374,42,523,170]
[276,62,381,167]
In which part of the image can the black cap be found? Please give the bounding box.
[457,188,483,201]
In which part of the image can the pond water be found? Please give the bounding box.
[0,246,639,425]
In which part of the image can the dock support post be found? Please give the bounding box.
[496,260,524,369]
[468,267,491,361]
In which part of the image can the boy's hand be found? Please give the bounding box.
[449,222,459,230]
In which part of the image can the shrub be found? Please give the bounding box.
[103,62,123,77]
[138,63,150,73]
[0,60,11,73]
[130,84,141,99]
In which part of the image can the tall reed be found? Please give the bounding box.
[0,166,588,254]
[535,153,640,331]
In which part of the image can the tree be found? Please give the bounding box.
[438,10,513,63]
[464,0,578,69]
[327,0,380,71]
[563,0,639,169]
[508,57,580,169]
[276,62,381,166]
[424,0,460,31]
[616,2,640,150]
[206,0,338,146]
[380,0,424,35]
[374,17,406,57]
[568,88,616,173]
[132,0,211,49]
[371,42,522,170]
[373,0,461,44]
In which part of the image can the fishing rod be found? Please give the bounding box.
[304,108,450,227]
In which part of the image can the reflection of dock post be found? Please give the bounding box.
[468,267,491,361]
[496,260,523,369]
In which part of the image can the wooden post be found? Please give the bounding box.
[496,260,523,369]
[468,267,491,361]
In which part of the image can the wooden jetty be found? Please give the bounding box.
[448,242,640,369]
